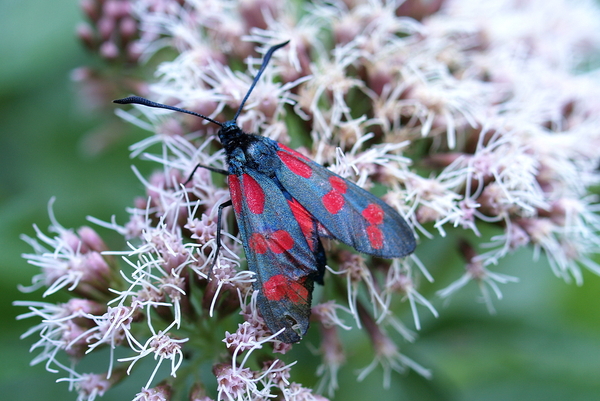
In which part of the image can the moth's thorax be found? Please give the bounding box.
[219,124,280,176]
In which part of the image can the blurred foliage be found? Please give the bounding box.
[1,1,599,401]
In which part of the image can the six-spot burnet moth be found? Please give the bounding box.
[114,41,416,343]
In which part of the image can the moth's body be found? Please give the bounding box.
[115,41,416,343]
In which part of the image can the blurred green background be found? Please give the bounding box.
[1,1,600,400]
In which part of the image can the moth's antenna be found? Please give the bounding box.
[113,96,224,127]
[232,40,290,122]
[114,41,289,125]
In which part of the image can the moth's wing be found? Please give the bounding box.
[228,171,323,343]
[274,144,416,259]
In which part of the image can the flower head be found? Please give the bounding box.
[16,0,600,400]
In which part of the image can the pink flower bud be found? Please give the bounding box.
[239,0,279,30]
[396,0,445,20]
[77,226,107,252]
[97,17,115,41]
[76,22,96,49]
[99,41,119,59]
[80,0,100,22]
[119,17,138,41]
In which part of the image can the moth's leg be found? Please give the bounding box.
[184,164,228,185]
[208,199,233,277]
[185,164,230,278]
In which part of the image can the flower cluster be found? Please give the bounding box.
[16,0,600,400]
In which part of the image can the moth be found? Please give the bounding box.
[114,41,416,343]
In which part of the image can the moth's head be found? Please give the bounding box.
[217,120,243,144]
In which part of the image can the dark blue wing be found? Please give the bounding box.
[228,170,324,343]
[274,144,416,258]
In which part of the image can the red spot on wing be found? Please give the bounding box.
[329,176,347,193]
[278,151,312,178]
[322,175,349,214]
[267,230,295,253]
[362,203,384,225]
[322,190,345,214]
[288,199,317,251]
[278,143,311,161]
[263,274,308,303]
[366,225,384,249]
[228,175,243,214]
[249,233,268,254]
[242,174,265,214]
[249,230,295,254]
